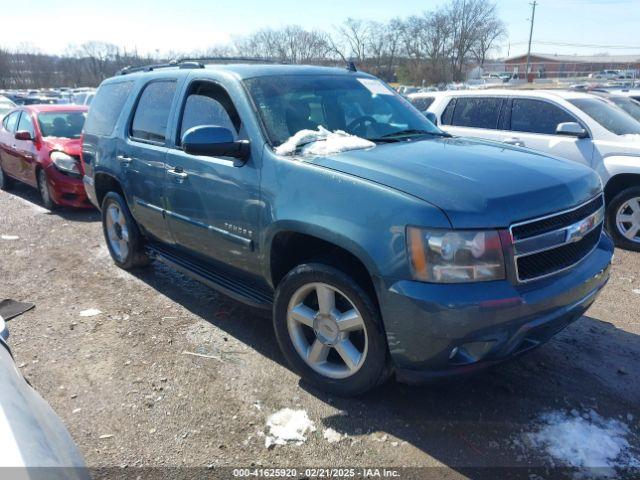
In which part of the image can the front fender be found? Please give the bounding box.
[259,148,452,282]
[598,155,640,185]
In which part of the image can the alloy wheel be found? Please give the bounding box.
[105,202,130,261]
[616,197,640,244]
[286,282,368,379]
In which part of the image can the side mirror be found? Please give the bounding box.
[424,111,438,125]
[182,126,250,162]
[15,130,33,141]
[556,122,588,138]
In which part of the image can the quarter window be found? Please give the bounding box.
[84,81,134,136]
[131,81,177,143]
[451,97,503,129]
[510,99,576,135]
[409,97,435,112]
[16,112,35,137]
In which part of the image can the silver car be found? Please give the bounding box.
[0,316,88,479]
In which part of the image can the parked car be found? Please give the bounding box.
[424,89,640,250]
[589,70,623,80]
[0,316,88,476]
[83,63,612,396]
[586,90,640,123]
[0,95,16,118]
[605,88,640,102]
[0,105,91,209]
[72,91,96,106]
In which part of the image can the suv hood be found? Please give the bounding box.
[310,137,601,228]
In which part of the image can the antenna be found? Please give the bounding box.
[347,61,357,72]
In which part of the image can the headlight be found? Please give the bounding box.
[50,151,80,175]
[407,227,505,283]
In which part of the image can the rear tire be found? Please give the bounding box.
[273,262,390,397]
[101,191,150,269]
[0,165,14,191]
[37,169,56,210]
[606,186,640,252]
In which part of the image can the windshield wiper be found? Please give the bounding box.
[369,129,451,142]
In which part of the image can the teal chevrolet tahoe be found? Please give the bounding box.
[82,62,613,396]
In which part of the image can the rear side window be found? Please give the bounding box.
[84,81,134,136]
[510,99,576,135]
[451,97,503,129]
[131,81,177,143]
[409,97,435,112]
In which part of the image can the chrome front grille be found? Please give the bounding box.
[510,195,604,283]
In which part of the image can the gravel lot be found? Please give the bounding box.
[1,183,639,478]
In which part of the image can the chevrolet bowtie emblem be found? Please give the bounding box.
[566,212,598,244]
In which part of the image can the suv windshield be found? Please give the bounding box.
[569,98,640,135]
[38,111,86,139]
[244,75,443,146]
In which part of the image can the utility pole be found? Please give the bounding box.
[525,1,538,80]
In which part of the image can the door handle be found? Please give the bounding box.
[167,167,188,179]
[116,154,132,165]
[503,137,525,147]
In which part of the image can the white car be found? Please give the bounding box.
[423,89,640,250]
[0,96,16,119]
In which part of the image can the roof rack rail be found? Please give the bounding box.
[116,56,284,76]
[117,60,205,76]
[177,56,283,65]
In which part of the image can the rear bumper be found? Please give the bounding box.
[83,174,99,209]
[376,233,614,383]
[46,165,92,209]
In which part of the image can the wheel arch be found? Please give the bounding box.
[94,172,125,209]
[604,172,640,204]
[266,223,380,304]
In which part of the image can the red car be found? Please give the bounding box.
[0,105,91,209]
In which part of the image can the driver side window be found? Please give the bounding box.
[179,82,242,143]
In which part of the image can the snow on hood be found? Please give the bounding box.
[275,126,375,157]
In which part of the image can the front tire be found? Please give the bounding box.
[0,165,14,191]
[273,262,390,397]
[37,169,56,210]
[606,187,640,251]
[101,191,150,269]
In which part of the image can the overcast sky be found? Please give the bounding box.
[2,0,639,57]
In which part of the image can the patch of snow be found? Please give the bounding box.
[275,126,374,157]
[79,309,102,317]
[632,289,640,295]
[525,409,639,470]
[264,408,315,448]
[323,428,343,443]
[1,235,19,241]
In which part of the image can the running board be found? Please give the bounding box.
[146,244,273,310]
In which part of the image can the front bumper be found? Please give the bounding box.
[46,165,93,209]
[376,233,614,383]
